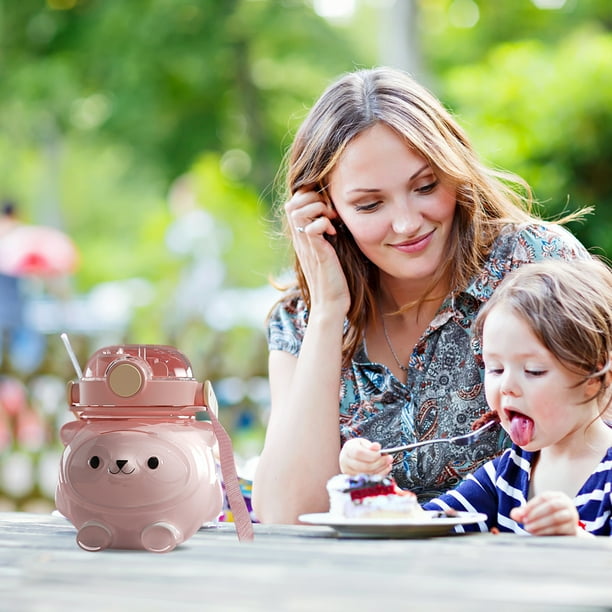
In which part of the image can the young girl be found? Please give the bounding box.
[252,66,590,524]
[340,259,612,536]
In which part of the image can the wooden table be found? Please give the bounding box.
[1,512,611,611]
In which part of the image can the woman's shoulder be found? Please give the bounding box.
[268,292,307,320]
[466,222,590,302]
[266,292,308,355]
[495,221,590,263]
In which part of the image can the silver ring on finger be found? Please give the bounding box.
[296,226,305,233]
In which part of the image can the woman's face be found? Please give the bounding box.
[328,122,457,289]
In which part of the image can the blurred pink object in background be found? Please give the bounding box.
[0,377,28,416]
[0,224,79,277]
[16,409,47,450]
[0,411,10,451]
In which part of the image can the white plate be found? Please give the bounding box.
[298,510,487,538]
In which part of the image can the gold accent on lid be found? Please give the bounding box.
[108,362,143,397]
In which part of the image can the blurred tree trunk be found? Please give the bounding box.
[378,0,424,81]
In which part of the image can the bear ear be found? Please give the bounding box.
[59,420,86,445]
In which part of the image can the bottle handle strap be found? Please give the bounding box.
[203,381,254,542]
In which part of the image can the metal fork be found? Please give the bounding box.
[380,420,497,455]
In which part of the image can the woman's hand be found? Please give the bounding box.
[285,188,350,313]
[339,438,393,477]
[510,491,589,536]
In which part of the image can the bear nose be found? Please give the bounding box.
[116,460,128,470]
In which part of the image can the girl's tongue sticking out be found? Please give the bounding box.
[509,413,534,446]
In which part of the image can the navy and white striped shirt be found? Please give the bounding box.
[424,446,612,536]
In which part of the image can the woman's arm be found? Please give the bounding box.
[253,187,352,524]
[252,307,346,524]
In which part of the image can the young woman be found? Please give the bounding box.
[252,66,591,524]
[341,259,612,536]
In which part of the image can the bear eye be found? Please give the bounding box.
[147,456,159,469]
[89,456,101,469]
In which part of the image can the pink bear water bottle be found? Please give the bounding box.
[55,339,254,552]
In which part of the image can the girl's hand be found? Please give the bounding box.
[285,188,350,312]
[510,491,588,536]
[339,438,393,477]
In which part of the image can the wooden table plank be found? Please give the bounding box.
[0,512,610,611]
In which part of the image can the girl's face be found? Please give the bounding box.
[482,305,597,452]
[328,123,456,291]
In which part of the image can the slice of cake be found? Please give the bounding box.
[327,473,425,519]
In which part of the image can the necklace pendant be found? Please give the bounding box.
[381,313,410,374]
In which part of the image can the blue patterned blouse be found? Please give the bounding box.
[267,223,590,502]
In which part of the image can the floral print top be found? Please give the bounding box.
[267,223,590,502]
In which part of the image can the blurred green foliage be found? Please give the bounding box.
[421,0,612,253]
[2,1,610,297]
[0,0,366,292]
[1,0,612,510]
